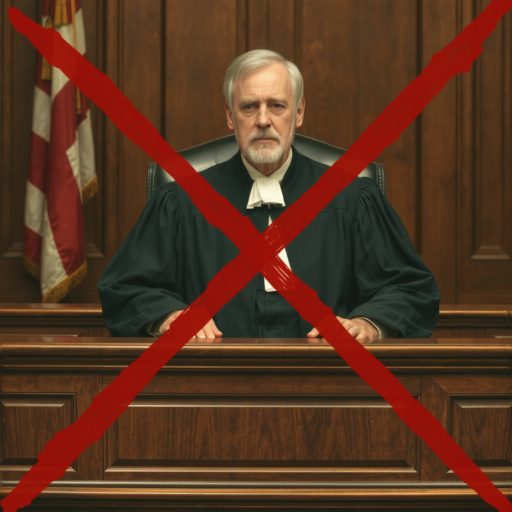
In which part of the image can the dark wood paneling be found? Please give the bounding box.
[118,0,163,242]
[459,0,512,303]
[450,396,512,473]
[105,393,419,482]
[420,374,512,482]
[165,0,237,151]
[0,373,103,481]
[299,0,419,245]
[1,1,511,304]
[1,337,512,509]
[1,394,77,472]
[0,303,109,336]
[420,0,458,302]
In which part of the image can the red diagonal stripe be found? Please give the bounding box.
[5,3,512,512]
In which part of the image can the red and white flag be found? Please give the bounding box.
[23,0,96,303]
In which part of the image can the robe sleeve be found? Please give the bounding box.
[346,177,440,338]
[98,184,188,337]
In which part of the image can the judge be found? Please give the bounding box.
[98,49,440,343]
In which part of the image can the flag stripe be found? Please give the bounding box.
[77,112,95,189]
[31,86,51,142]
[24,181,46,236]
[40,207,69,295]
[27,133,49,192]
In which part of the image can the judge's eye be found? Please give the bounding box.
[242,104,254,111]
[273,103,284,109]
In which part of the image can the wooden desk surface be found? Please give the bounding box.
[1,337,511,510]
[1,336,512,372]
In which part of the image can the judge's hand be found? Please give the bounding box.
[307,316,379,344]
[159,310,223,339]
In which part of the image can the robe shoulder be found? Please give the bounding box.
[98,183,188,337]
[347,176,440,338]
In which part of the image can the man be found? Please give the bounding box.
[98,49,440,342]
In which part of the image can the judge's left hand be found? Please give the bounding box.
[307,316,379,344]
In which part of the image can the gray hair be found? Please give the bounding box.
[223,49,304,111]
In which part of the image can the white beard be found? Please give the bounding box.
[245,140,285,164]
[234,116,295,166]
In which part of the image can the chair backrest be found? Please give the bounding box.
[146,134,385,203]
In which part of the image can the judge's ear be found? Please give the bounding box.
[225,102,235,131]
[295,96,305,129]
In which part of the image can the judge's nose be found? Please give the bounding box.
[256,106,271,129]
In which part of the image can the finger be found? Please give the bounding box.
[202,323,216,338]
[307,327,320,337]
[347,325,360,337]
[170,310,183,323]
[356,334,370,345]
[159,318,172,334]
[343,321,361,335]
[195,328,206,338]
[209,318,223,337]
[355,330,368,341]
[337,319,353,332]
[161,310,183,334]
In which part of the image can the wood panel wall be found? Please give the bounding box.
[0,0,510,304]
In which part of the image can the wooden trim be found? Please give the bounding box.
[1,481,511,508]
[0,303,102,318]
[1,337,511,373]
[0,303,511,319]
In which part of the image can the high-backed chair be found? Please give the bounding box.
[146,134,385,203]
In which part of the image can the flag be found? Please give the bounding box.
[23,0,96,303]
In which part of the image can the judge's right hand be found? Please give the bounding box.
[159,310,223,339]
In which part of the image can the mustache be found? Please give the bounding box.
[248,130,280,143]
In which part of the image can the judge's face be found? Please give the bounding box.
[225,62,305,176]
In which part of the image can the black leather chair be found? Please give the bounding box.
[146,134,385,203]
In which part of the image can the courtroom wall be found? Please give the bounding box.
[0,0,510,303]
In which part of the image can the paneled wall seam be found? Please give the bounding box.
[4,0,15,253]
[117,0,124,248]
[500,11,510,256]
[293,0,302,75]
[456,0,463,303]
[0,0,4,252]
[245,0,249,53]
[471,0,480,258]
[415,0,423,255]
[160,0,166,140]
[99,0,106,257]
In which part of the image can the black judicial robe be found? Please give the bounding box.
[98,147,440,338]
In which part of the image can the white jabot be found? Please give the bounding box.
[246,176,285,209]
[242,150,293,292]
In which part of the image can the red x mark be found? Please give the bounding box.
[4,3,512,511]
